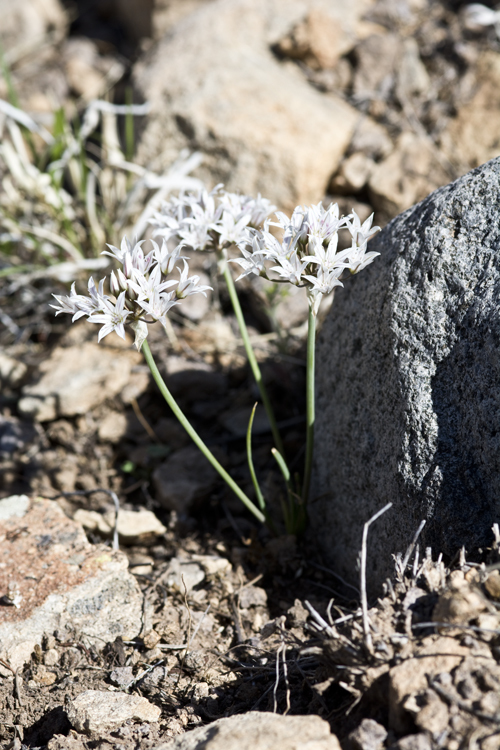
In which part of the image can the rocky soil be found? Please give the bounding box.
[2,0,500,749]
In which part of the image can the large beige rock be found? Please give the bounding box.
[153,711,342,750]
[0,497,143,672]
[368,131,447,215]
[443,51,500,170]
[134,0,370,211]
[0,0,66,57]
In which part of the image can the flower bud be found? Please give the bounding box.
[109,270,120,296]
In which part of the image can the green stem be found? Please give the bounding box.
[246,403,266,512]
[142,340,266,525]
[222,261,286,459]
[302,306,316,504]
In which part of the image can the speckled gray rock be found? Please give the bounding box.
[311,158,500,590]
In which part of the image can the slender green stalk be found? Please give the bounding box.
[125,87,135,161]
[222,261,286,459]
[246,403,266,512]
[142,340,266,525]
[302,307,316,504]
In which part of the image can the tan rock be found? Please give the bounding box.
[0,352,27,388]
[396,38,430,100]
[98,411,129,443]
[353,32,402,99]
[368,132,447,215]
[64,38,122,101]
[485,569,500,599]
[276,8,354,70]
[74,507,167,545]
[350,117,393,161]
[192,554,232,576]
[32,664,58,686]
[412,690,449,734]
[0,0,66,57]
[18,339,141,422]
[154,710,341,750]
[433,582,489,626]
[67,690,161,734]
[389,636,469,732]
[134,0,365,211]
[152,0,214,39]
[330,153,375,194]
[443,52,500,169]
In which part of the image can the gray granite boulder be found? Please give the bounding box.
[311,157,500,590]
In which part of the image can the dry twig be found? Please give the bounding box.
[360,502,393,654]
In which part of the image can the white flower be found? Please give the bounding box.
[153,238,187,275]
[216,210,251,245]
[219,192,276,227]
[346,240,381,274]
[103,236,133,264]
[270,252,308,286]
[128,263,177,301]
[305,201,347,243]
[218,191,247,220]
[52,235,208,344]
[150,194,191,243]
[303,265,344,295]
[244,194,276,226]
[156,185,223,252]
[231,234,266,279]
[302,234,352,273]
[87,291,131,342]
[463,3,500,33]
[175,259,213,298]
[104,238,155,277]
[137,290,178,329]
[346,210,380,248]
[51,282,94,321]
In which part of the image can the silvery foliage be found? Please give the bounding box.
[233,203,380,315]
[51,237,211,347]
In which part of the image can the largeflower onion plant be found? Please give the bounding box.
[52,185,380,533]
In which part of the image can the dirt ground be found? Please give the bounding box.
[2,1,500,748]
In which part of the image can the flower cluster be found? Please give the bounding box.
[150,185,276,253]
[232,203,380,314]
[51,237,211,347]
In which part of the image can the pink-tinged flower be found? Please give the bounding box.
[346,210,380,248]
[305,201,347,243]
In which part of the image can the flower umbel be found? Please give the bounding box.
[231,202,380,316]
[51,237,211,347]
